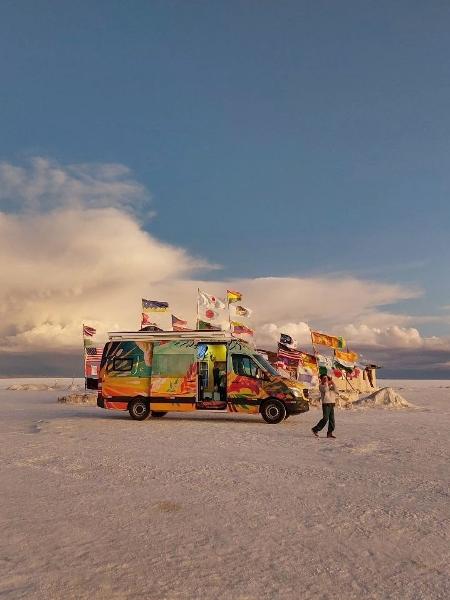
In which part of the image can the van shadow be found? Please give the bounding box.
[59,409,270,426]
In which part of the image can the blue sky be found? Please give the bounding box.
[0,1,449,375]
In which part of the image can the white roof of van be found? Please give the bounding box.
[108,330,233,342]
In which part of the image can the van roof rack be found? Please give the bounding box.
[108,330,233,342]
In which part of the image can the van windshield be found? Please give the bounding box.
[253,354,279,376]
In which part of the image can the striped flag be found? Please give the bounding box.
[172,314,189,332]
[227,290,242,303]
[83,325,96,337]
[198,319,221,331]
[141,313,158,328]
[231,321,254,336]
[84,345,104,377]
[142,298,169,313]
[277,343,302,364]
[85,346,103,360]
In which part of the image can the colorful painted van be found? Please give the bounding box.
[97,331,309,424]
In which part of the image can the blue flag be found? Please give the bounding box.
[142,298,169,312]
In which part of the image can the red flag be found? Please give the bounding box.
[172,314,189,331]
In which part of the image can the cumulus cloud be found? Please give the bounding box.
[0,206,211,352]
[0,157,150,215]
[0,157,448,375]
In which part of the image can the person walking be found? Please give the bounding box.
[312,375,337,438]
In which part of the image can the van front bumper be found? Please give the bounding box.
[285,398,309,415]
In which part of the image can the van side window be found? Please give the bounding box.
[232,354,259,378]
[112,357,134,372]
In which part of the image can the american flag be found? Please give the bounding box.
[172,314,189,331]
[85,346,103,361]
[84,346,104,377]
[83,325,96,337]
[277,343,301,363]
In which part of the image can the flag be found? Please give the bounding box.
[232,304,252,318]
[297,366,314,385]
[83,325,96,337]
[198,290,226,310]
[85,346,103,359]
[280,333,294,346]
[141,313,158,328]
[335,349,358,364]
[142,298,169,313]
[231,321,254,336]
[298,350,318,371]
[198,319,221,331]
[316,353,334,369]
[277,343,302,363]
[172,314,189,332]
[203,308,220,321]
[311,330,345,350]
[227,290,242,303]
[334,349,358,369]
[84,345,104,377]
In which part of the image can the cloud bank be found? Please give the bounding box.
[0,158,448,376]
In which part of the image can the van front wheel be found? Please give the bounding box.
[261,399,286,424]
[129,398,150,421]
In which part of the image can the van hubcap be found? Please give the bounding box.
[267,405,280,419]
[134,404,145,415]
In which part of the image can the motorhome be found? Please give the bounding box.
[97,330,309,424]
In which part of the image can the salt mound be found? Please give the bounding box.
[58,393,97,405]
[335,392,360,409]
[353,387,413,409]
[8,381,84,392]
[308,390,369,409]
[7,383,52,391]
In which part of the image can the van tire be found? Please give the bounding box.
[260,399,286,424]
[151,411,167,418]
[129,398,150,421]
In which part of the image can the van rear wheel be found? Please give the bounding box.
[261,399,286,424]
[129,398,150,421]
[151,411,167,418]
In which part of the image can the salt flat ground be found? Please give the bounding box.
[0,379,449,600]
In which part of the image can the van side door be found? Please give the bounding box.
[227,353,266,413]
[150,340,198,406]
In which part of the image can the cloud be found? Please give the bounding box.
[0,157,448,375]
[0,206,211,352]
[0,157,150,216]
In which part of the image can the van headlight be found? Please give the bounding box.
[289,388,302,398]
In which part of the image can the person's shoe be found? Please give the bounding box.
[312,428,319,437]
[327,433,336,439]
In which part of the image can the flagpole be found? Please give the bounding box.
[82,324,86,391]
[227,292,235,338]
[310,328,318,358]
[310,327,322,382]
[196,288,200,330]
